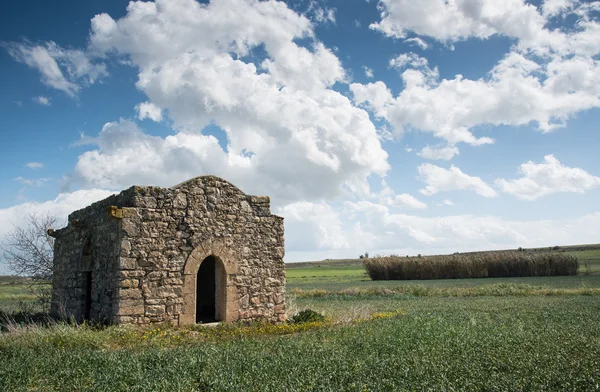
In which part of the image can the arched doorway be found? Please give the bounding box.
[196,255,227,323]
[181,242,239,326]
[196,256,216,323]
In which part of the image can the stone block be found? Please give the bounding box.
[118,300,145,316]
[120,288,143,300]
[146,305,166,315]
[120,257,138,270]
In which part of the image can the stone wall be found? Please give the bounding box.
[50,191,134,321]
[51,176,286,325]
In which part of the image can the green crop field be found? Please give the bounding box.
[1,247,600,391]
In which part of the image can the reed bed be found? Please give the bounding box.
[364,252,578,281]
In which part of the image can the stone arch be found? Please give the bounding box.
[180,239,239,325]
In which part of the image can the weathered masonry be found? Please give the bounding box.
[49,176,286,325]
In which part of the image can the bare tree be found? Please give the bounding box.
[1,212,61,284]
[1,213,59,282]
[1,213,61,311]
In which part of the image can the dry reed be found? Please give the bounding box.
[363,252,578,280]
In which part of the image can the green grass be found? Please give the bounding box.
[1,246,600,391]
[569,249,600,272]
[0,280,47,314]
[287,273,600,293]
[286,266,367,278]
[2,296,600,391]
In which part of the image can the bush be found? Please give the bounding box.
[363,252,579,281]
[289,309,326,324]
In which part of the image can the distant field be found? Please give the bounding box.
[285,266,367,278]
[285,248,600,278]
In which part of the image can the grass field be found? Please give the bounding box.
[1,247,600,391]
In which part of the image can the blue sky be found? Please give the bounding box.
[1,0,600,273]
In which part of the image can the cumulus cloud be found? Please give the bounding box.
[305,0,336,24]
[33,96,51,106]
[417,145,460,161]
[4,41,107,97]
[73,119,229,190]
[389,52,429,70]
[342,199,600,253]
[376,181,427,209]
[25,162,44,169]
[362,66,374,78]
[542,0,578,19]
[496,154,600,200]
[75,0,388,204]
[404,37,428,50]
[418,163,497,197]
[13,177,51,187]
[135,101,162,122]
[353,1,600,146]
[370,0,547,42]
[278,201,349,251]
[369,0,593,55]
[351,50,600,144]
[392,194,427,209]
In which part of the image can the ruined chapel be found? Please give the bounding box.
[49,176,286,325]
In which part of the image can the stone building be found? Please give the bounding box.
[49,176,286,325]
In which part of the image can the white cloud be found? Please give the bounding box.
[79,0,388,204]
[5,41,107,97]
[496,154,600,200]
[417,145,460,161]
[342,199,600,253]
[443,199,455,206]
[376,181,427,209]
[306,0,336,24]
[418,163,497,197]
[351,50,600,144]
[362,65,374,78]
[73,119,229,191]
[278,201,349,251]
[370,0,549,45]
[404,37,429,50]
[389,52,428,70]
[370,0,600,57]
[392,194,427,209]
[25,162,44,170]
[352,0,600,147]
[350,81,393,115]
[33,96,51,106]
[542,0,578,18]
[13,177,51,187]
[135,101,162,122]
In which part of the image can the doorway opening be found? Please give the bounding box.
[196,256,217,323]
[82,239,93,321]
[84,271,92,320]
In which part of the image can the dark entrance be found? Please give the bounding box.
[83,272,92,320]
[82,239,93,321]
[196,256,216,323]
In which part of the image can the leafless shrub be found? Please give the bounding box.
[1,213,61,309]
